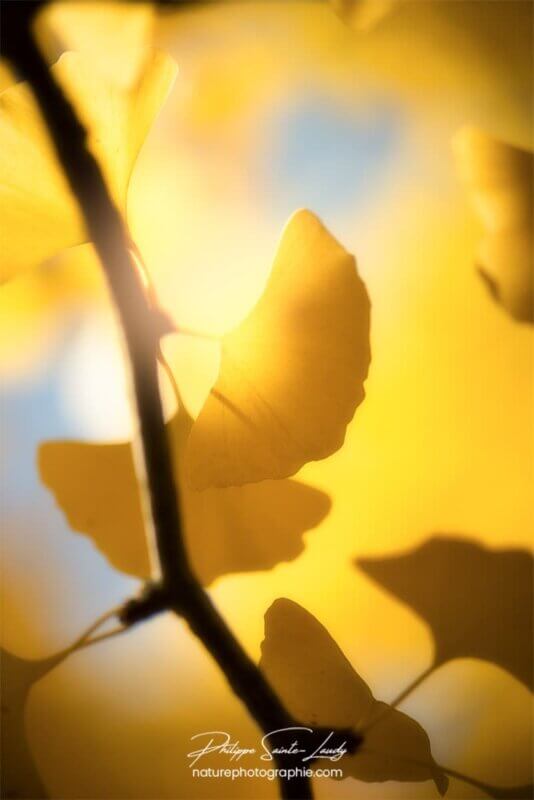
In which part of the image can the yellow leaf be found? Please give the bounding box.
[0,50,176,283]
[38,406,330,585]
[260,599,448,793]
[453,127,533,323]
[329,0,397,30]
[1,646,60,799]
[185,209,371,489]
[37,2,155,88]
[357,536,534,690]
[0,244,106,378]
[0,59,15,92]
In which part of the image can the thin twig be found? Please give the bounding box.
[76,627,128,651]
[388,663,437,709]
[3,8,316,798]
[358,662,437,737]
[37,606,127,677]
[68,606,123,651]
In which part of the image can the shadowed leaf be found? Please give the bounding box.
[453,127,533,323]
[186,209,371,489]
[0,50,176,282]
[0,646,62,799]
[260,598,448,794]
[38,407,330,585]
[481,783,534,799]
[357,535,533,689]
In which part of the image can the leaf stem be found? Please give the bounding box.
[76,627,129,651]
[388,663,437,709]
[69,606,123,650]
[3,9,313,798]
[37,606,126,677]
[360,663,437,736]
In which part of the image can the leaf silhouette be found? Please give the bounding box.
[1,646,61,799]
[453,127,533,323]
[0,50,176,282]
[357,536,533,689]
[482,784,534,799]
[260,598,448,794]
[186,209,371,489]
[38,406,330,585]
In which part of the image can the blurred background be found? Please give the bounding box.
[1,1,532,797]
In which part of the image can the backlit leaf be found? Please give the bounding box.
[0,50,176,282]
[38,1,155,88]
[186,209,371,489]
[38,406,330,585]
[260,598,448,794]
[0,646,61,799]
[357,535,534,689]
[453,127,533,323]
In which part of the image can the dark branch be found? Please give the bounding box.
[2,8,319,798]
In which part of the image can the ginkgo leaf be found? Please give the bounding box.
[357,536,533,689]
[38,406,330,585]
[260,598,448,794]
[1,646,61,799]
[0,50,176,283]
[329,0,397,31]
[453,127,533,323]
[38,1,155,88]
[185,210,371,489]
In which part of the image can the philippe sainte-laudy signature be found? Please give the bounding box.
[187,728,349,768]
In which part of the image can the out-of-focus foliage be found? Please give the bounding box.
[357,536,534,690]
[0,61,14,92]
[0,245,105,377]
[0,2,159,373]
[0,646,61,799]
[39,403,330,584]
[156,0,532,145]
[260,598,448,794]
[453,128,533,323]
[329,0,397,31]
[1,0,532,378]
[0,50,176,282]
[36,1,156,88]
[186,210,370,488]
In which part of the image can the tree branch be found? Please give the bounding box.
[2,7,331,798]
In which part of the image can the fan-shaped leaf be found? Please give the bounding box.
[0,50,176,282]
[186,209,371,489]
[260,598,448,794]
[38,407,330,585]
[357,536,533,689]
[1,646,61,799]
[453,127,533,323]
